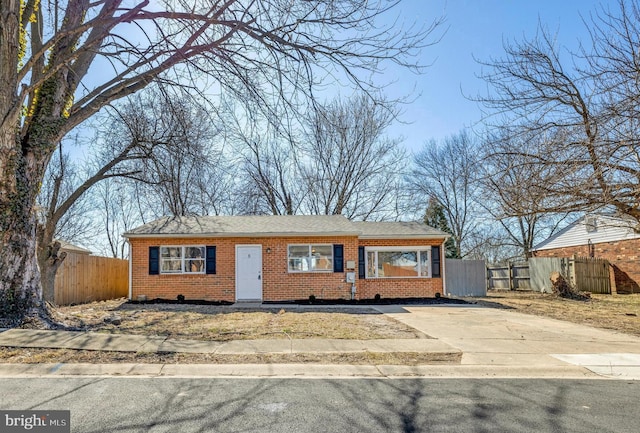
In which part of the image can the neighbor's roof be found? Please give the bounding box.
[122,215,449,239]
[352,221,449,239]
[56,240,92,255]
[532,214,640,251]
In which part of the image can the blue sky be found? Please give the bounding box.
[387,0,605,151]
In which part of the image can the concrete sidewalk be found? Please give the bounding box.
[0,328,458,356]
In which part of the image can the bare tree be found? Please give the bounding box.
[301,93,407,220]
[94,178,139,259]
[239,139,302,215]
[33,87,213,302]
[479,133,570,259]
[37,142,99,247]
[130,91,226,217]
[477,1,640,225]
[228,101,304,216]
[410,131,480,258]
[36,142,101,301]
[1,0,441,325]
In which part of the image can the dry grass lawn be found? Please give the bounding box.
[49,299,424,341]
[0,299,448,365]
[470,290,640,337]
[0,347,460,365]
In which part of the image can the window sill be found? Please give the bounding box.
[159,272,207,275]
[366,276,432,279]
[288,270,334,274]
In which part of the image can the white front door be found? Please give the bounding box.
[236,245,263,300]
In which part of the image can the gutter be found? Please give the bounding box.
[123,232,450,240]
[122,231,361,239]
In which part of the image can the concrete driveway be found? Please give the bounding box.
[378,305,640,379]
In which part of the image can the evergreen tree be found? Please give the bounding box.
[424,197,460,258]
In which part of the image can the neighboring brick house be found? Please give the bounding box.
[532,215,640,293]
[122,215,449,302]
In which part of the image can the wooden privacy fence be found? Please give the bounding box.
[567,256,611,294]
[488,256,611,294]
[487,263,531,290]
[54,254,129,305]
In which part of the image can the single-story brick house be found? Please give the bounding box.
[532,214,640,293]
[122,215,449,302]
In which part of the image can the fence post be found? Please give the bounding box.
[508,262,514,290]
[570,254,578,288]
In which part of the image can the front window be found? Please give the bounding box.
[160,246,205,274]
[365,247,431,278]
[288,244,333,272]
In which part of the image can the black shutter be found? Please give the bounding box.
[358,246,365,279]
[206,246,216,274]
[333,244,344,273]
[149,246,160,275]
[431,246,441,278]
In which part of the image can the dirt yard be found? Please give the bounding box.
[471,290,640,337]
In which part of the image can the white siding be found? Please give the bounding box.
[534,215,640,251]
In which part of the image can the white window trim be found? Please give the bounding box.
[287,244,334,273]
[160,245,206,275]
[364,246,432,279]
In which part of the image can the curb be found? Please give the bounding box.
[0,362,612,380]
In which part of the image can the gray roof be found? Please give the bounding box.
[123,215,358,238]
[123,215,449,239]
[56,240,92,255]
[352,221,449,239]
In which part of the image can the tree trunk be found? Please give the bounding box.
[0,132,55,327]
[37,239,67,304]
[0,213,54,328]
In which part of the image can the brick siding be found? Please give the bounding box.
[533,239,640,293]
[129,236,444,301]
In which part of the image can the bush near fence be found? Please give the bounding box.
[54,253,128,305]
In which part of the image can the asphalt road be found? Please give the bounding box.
[1,378,638,432]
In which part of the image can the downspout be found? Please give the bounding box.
[127,239,132,301]
[441,239,447,296]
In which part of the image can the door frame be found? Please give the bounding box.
[235,244,263,301]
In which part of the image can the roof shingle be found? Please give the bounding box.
[122,215,449,239]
